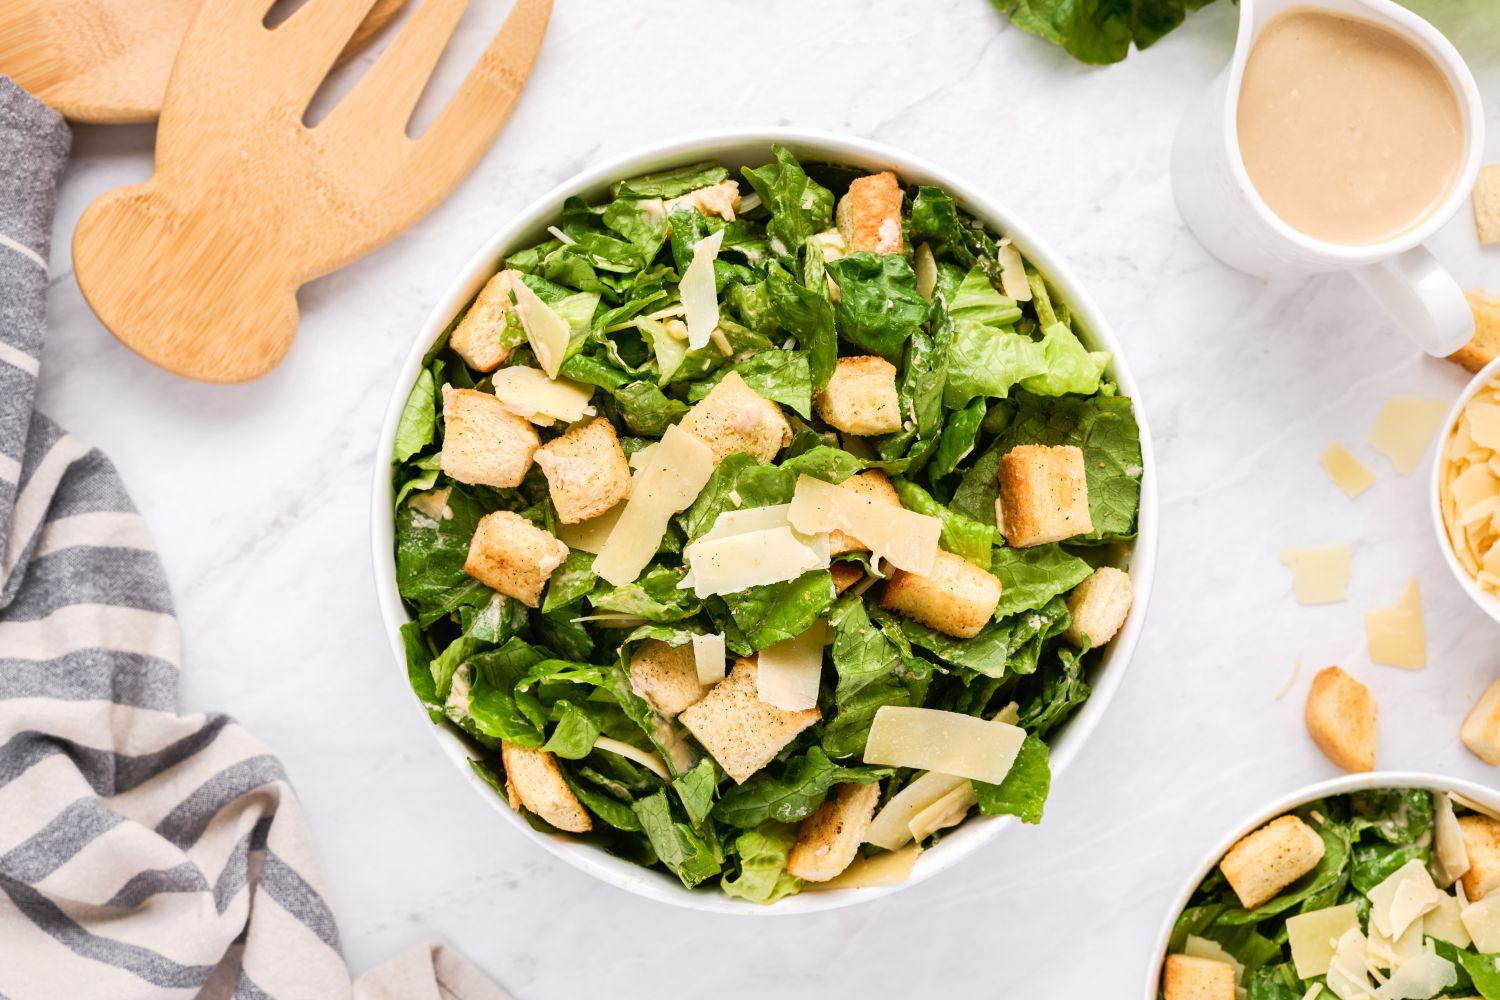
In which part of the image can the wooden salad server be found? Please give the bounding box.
[72,0,551,383]
[0,0,408,123]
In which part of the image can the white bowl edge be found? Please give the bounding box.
[1430,354,1500,627]
[369,127,1161,915]
[1141,771,1500,997]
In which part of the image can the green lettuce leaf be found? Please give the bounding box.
[974,734,1050,824]
[714,747,892,828]
[989,0,1219,67]
[826,252,928,361]
[633,790,723,889]
[721,823,801,904]
[740,145,834,264]
[990,545,1093,617]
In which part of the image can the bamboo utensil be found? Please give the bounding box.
[0,0,407,123]
[72,0,551,383]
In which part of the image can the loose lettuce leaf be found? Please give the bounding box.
[1015,644,1090,737]
[942,322,1048,408]
[680,453,796,541]
[672,758,720,829]
[393,367,437,463]
[826,252,928,361]
[1017,322,1110,397]
[929,398,987,479]
[989,0,1219,67]
[1168,903,1284,978]
[591,564,701,622]
[714,747,892,828]
[740,145,834,264]
[822,599,922,758]
[721,823,801,904]
[974,734,1050,823]
[543,551,597,613]
[721,570,836,651]
[891,478,994,567]
[768,265,837,391]
[394,484,490,625]
[633,791,723,889]
[990,545,1094,618]
[688,350,813,419]
[614,161,728,199]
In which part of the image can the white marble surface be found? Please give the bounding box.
[34,1,1500,995]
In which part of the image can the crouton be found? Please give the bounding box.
[1161,955,1236,1000]
[1450,291,1500,374]
[830,561,865,595]
[665,180,741,221]
[440,386,540,489]
[1463,679,1500,766]
[1064,567,1133,648]
[787,783,882,882]
[998,444,1093,547]
[533,418,632,524]
[464,510,568,608]
[836,171,903,255]
[879,548,1002,639]
[1459,815,1500,902]
[678,658,819,783]
[1475,164,1500,246]
[450,270,519,373]
[814,356,902,437]
[828,470,902,556]
[629,640,705,719]
[678,371,792,465]
[1303,666,1378,773]
[500,740,591,833]
[1219,814,1326,910]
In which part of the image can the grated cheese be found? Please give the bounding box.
[863,706,1024,784]
[593,425,714,586]
[787,474,940,576]
[1280,544,1353,605]
[1365,579,1426,669]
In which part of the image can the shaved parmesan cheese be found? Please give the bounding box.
[1365,579,1426,669]
[1320,443,1377,498]
[681,504,831,598]
[914,243,937,302]
[592,736,669,780]
[866,771,969,851]
[1280,544,1353,604]
[1434,793,1471,889]
[907,781,978,845]
[1185,936,1244,984]
[556,502,624,554]
[491,367,595,426]
[755,622,827,711]
[628,443,657,473]
[680,228,724,350]
[997,242,1032,301]
[1369,396,1449,475]
[863,707,1025,784]
[1426,892,1470,948]
[1304,986,1323,1000]
[1326,927,1374,1000]
[803,844,921,891]
[787,475,941,576]
[1288,903,1361,978]
[1470,400,1500,451]
[1369,860,1442,940]
[1462,892,1500,952]
[1367,916,1423,973]
[692,633,726,685]
[1371,945,1456,999]
[408,485,452,521]
[593,425,714,586]
[992,702,1020,726]
[509,276,572,379]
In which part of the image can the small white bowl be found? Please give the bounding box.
[371,128,1159,913]
[1430,354,1500,626]
[1142,771,1500,997]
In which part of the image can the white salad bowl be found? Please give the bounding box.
[1430,354,1500,627]
[1142,771,1500,997]
[371,127,1159,913]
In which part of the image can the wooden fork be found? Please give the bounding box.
[0,0,407,123]
[72,0,551,383]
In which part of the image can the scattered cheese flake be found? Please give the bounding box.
[593,425,714,586]
[997,242,1032,301]
[1366,916,1423,974]
[913,243,937,302]
[1288,903,1361,978]
[407,485,452,521]
[755,622,827,711]
[691,633,726,686]
[863,707,1025,784]
[1426,891,1471,948]
[1365,579,1427,669]
[802,844,920,892]
[906,781,978,846]
[680,228,724,350]
[787,474,941,576]
[1368,859,1442,940]
[1320,443,1377,498]
[509,276,572,379]
[1369,396,1449,476]
[491,366,595,426]
[556,502,624,555]
[1326,927,1374,1000]
[1371,945,1456,1000]
[866,771,969,851]
[592,736,669,780]
[1434,793,1471,889]
[1462,892,1500,953]
[681,504,830,598]
[1304,986,1324,1000]
[1276,657,1302,700]
[1280,544,1353,605]
[1470,400,1500,451]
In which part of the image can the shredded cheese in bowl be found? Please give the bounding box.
[1436,372,1500,619]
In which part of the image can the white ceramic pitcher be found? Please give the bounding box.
[1172,0,1486,356]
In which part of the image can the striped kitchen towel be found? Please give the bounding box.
[0,79,511,1000]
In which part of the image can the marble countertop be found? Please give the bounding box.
[36,1,1500,995]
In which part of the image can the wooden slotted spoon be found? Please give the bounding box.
[0,0,408,123]
[72,0,551,383]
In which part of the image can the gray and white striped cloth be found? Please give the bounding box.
[0,79,511,1000]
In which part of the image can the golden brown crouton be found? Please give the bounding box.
[1450,291,1500,374]
[836,172,903,255]
[500,740,591,833]
[440,386,540,489]
[1064,567,1133,648]
[678,658,819,783]
[1459,815,1500,902]
[628,640,706,719]
[678,371,792,465]
[1219,815,1326,910]
[879,548,1002,639]
[1475,164,1500,246]
[814,356,902,437]
[450,270,519,373]
[998,444,1093,548]
[1462,678,1500,766]
[1162,954,1236,1000]
[828,470,902,557]
[1304,666,1378,773]
[787,783,882,882]
[533,418,632,524]
[665,180,741,221]
[830,562,865,595]
[464,510,568,608]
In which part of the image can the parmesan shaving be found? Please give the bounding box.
[556,502,623,554]
[755,622,827,711]
[914,243,937,302]
[1184,936,1244,985]
[1368,860,1442,940]
[1438,379,1500,610]
[681,504,830,598]
[906,781,978,845]
[787,474,941,576]
[1370,945,1456,999]
[509,276,572,379]
[592,736,669,780]
[1365,579,1426,669]
[1320,442,1377,498]
[1369,396,1448,476]
[863,706,1025,784]
[1434,792,1471,889]
[866,771,970,851]
[997,242,1032,301]
[593,425,714,586]
[1288,903,1360,978]
[491,367,595,426]
[1280,544,1353,605]
[1462,892,1500,953]
[680,228,724,350]
[1426,892,1470,948]
[802,844,921,892]
[692,633,727,686]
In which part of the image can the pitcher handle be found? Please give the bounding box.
[1352,247,1474,357]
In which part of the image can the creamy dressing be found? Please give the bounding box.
[1237,7,1464,246]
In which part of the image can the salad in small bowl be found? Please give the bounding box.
[373,130,1156,910]
[1151,773,1500,1000]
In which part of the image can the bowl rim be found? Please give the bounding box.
[370,126,1161,914]
[1141,770,1500,997]
[1429,354,1500,627]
